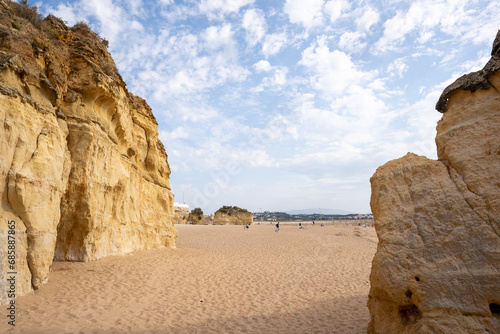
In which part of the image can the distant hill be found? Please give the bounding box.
[285,208,354,215]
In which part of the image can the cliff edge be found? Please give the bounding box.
[368,30,500,333]
[0,1,176,303]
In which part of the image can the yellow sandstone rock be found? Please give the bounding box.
[213,206,253,225]
[368,31,500,333]
[0,2,176,303]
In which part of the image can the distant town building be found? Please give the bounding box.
[173,202,189,213]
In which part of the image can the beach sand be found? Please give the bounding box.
[4,223,377,334]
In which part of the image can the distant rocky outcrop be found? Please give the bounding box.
[187,208,205,225]
[173,203,189,224]
[173,212,188,224]
[368,31,500,333]
[213,206,253,225]
[0,1,176,303]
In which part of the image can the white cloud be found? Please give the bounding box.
[405,86,445,159]
[253,60,273,72]
[324,0,349,23]
[228,149,276,167]
[262,33,288,58]
[159,127,189,142]
[253,67,288,92]
[299,38,375,96]
[284,0,324,29]
[80,0,129,44]
[387,58,408,78]
[176,102,219,123]
[48,3,79,25]
[159,4,196,23]
[242,8,267,46]
[374,1,500,54]
[129,20,144,32]
[121,22,250,100]
[270,86,396,186]
[271,69,287,86]
[355,8,379,32]
[167,71,199,95]
[199,0,255,20]
[329,85,389,131]
[202,24,235,53]
[125,0,145,17]
[418,31,434,44]
[338,31,366,54]
[457,50,490,73]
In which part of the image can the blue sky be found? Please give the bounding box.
[36,0,499,214]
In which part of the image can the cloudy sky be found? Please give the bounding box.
[37,0,499,214]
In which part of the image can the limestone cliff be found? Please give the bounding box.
[213,206,253,225]
[0,1,176,303]
[368,31,500,333]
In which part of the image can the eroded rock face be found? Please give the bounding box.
[368,31,500,333]
[173,205,189,224]
[0,3,176,303]
[187,213,205,225]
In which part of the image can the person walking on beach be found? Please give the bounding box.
[275,222,279,232]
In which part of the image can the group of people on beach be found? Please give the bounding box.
[244,221,327,232]
[274,222,312,232]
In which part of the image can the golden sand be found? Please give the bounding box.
[5,223,377,334]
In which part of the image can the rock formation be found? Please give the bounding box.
[187,208,206,225]
[213,206,253,225]
[173,203,189,224]
[173,211,189,224]
[368,31,500,333]
[0,1,176,304]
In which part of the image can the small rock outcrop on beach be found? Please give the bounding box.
[173,211,189,224]
[187,208,205,225]
[368,31,500,333]
[213,206,253,225]
[173,203,189,224]
[0,1,176,303]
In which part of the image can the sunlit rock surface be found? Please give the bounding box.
[0,2,176,303]
[213,206,253,225]
[368,31,500,333]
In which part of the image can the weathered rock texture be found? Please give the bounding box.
[187,213,205,225]
[173,204,189,224]
[0,1,176,304]
[368,31,500,333]
[213,206,253,225]
[173,212,188,224]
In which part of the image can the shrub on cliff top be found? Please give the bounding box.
[71,21,92,32]
[191,208,203,215]
[9,0,42,29]
[217,206,250,215]
[190,208,203,221]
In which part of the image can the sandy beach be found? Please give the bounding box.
[4,223,377,334]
